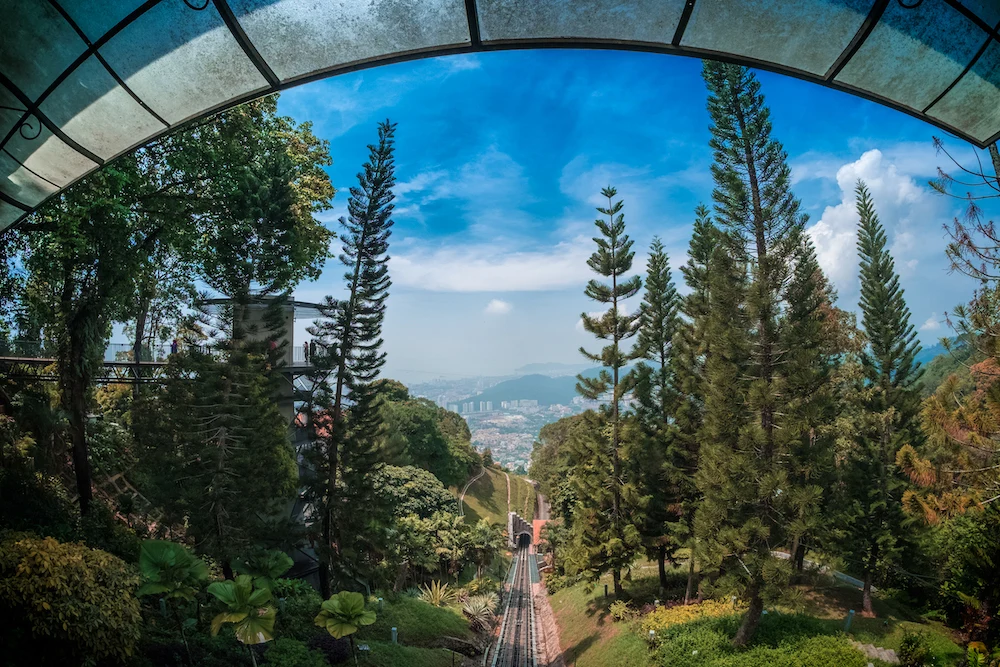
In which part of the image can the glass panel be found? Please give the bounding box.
[61,0,148,43]
[0,81,25,141]
[927,40,1000,144]
[99,0,268,124]
[954,0,1000,28]
[836,0,985,111]
[477,0,686,44]
[681,0,872,75]
[229,0,470,82]
[0,200,24,231]
[0,0,87,100]
[40,56,167,160]
[5,126,97,190]
[0,150,59,207]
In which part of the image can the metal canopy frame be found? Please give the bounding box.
[4,0,1000,231]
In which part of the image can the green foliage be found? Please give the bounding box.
[649,615,870,667]
[462,594,497,631]
[464,576,499,596]
[263,638,328,667]
[0,533,141,664]
[898,628,935,667]
[137,539,209,600]
[419,580,457,607]
[207,574,276,645]
[380,398,479,486]
[372,464,457,519]
[0,466,77,541]
[357,594,473,645]
[272,578,324,641]
[232,549,294,592]
[610,599,637,622]
[315,591,377,639]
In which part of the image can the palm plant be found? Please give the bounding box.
[314,591,377,666]
[207,575,276,666]
[136,539,209,600]
[231,549,294,592]
[136,539,209,661]
[419,580,456,607]
[466,519,505,579]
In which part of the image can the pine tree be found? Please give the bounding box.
[574,186,644,597]
[634,238,681,591]
[306,120,396,597]
[674,205,720,603]
[137,301,298,575]
[843,181,923,615]
[697,61,833,645]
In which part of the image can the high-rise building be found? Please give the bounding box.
[485,401,493,412]
[478,401,486,412]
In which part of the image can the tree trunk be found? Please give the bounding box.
[794,542,806,572]
[732,584,764,647]
[685,553,697,605]
[612,569,623,597]
[657,544,668,592]
[862,569,875,617]
[132,297,149,402]
[61,316,93,515]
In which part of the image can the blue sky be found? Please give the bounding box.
[278,49,988,384]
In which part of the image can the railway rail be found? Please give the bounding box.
[489,545,537,667]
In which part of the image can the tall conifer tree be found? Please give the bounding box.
[697,61,833,645]
[843,181,922,615]
[575,186,643,597]
[307,120,396,597]
[634,238,681,590]
[674,205,719,603]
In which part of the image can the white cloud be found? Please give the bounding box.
[485,299,512,315]
[391,236,594,292]
[921,313,941,331]
[806,148,946,291]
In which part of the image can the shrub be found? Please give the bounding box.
[0,532,142,664]
[899,628,935,667]
[610,599,637,622]
[463,594,498,631]
[419,580,456,607]
[641,599,741,636]
[264,638,328,667]
[464,576,499,596]
[273,578,324,641]
[307,633,351,663]
[0,467,77,541]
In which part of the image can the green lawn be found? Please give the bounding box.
[358,640,461,667]
[357,595,474,647]
[546,567,964,667]
[509,474,536,522]
[460,468,509,526]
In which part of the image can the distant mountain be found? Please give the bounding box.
[514,362,593,377]
[461,365,635,407]
[461,374,579,407]
[915,340,949,366]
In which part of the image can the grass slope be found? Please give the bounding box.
[460,467,509,526]
[361,641,459,667]
[509,474,536,522]
[357,596,474,646]
[547,565,963,667]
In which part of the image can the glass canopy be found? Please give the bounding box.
[3,0,1000,231]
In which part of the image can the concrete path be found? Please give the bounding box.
[457,466,486,518]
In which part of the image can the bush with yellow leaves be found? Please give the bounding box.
[640,598,741,636]
[0,532,142,664]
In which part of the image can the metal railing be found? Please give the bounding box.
[0,340,197,363]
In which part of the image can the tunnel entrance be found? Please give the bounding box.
[517,532,531,548]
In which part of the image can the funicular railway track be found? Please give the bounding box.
[490,544,537,667]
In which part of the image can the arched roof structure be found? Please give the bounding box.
[4,0,1000,231]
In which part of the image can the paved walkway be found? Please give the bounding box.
[457,466,486,518]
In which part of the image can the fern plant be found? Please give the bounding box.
[462,594,497,632]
